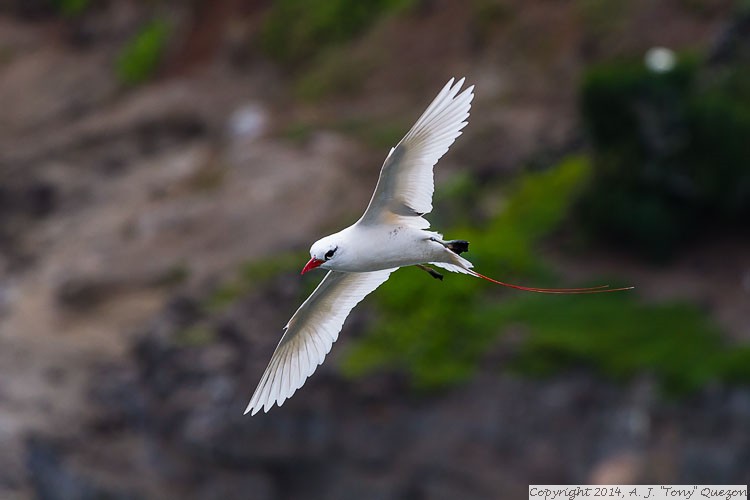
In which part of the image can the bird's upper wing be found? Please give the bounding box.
[357,78,474,228]
[245,269,395,415]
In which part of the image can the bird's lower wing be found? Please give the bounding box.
[357,78,474,228]
[245,269,396,415]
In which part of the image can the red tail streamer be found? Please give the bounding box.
[470,270,634,294]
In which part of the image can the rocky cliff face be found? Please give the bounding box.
[0,1,747,498]
[68,282,750,499]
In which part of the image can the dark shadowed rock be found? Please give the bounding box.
[56,276,122,310]
[25,436,140,500]
[323,465,401,500]
[81,279,750,498]
[0,180,58,218]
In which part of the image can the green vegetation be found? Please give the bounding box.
[51,0,90,16]
[116,19,170,86]
[579,52,750,260]
[261,0,414,65]
[332,117,410,150]
[507,294,750,395]
[205,156,748,396]
[471,0,512,26]
[575,0,630,39]
[155,263,190,288]
[341,156,750,394]
[205,252,307,312]
[341,156,594,388]
[294,47,380,101]
[281,122,316,145]
[174,325,215,348]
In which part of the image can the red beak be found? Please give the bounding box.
[301,257,324,275]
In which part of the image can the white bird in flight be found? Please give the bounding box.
[245,78,632,415]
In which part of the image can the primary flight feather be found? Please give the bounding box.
[245,78,631,415]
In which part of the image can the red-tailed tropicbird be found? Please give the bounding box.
[245,78,632,415]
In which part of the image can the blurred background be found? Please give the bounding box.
[0,0,749,498]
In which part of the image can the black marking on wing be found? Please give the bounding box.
[446,240,469,255]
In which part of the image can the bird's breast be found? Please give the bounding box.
[333,226,440,272]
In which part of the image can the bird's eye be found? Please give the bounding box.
[324,248,336,260]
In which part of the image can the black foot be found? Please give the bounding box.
[446,240,469,255]
[417,264,443,281]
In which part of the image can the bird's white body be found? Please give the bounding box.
[313,224,463,272]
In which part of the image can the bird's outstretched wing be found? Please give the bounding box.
[358,77,474,228]
[245,269,395,415]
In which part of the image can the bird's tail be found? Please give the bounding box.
[434,253,633,294]
[468,269,633,294]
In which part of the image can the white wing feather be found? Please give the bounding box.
[358,77,474,227]
[245,269,395,415]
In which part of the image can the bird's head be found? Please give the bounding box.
[302,236,340,274]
